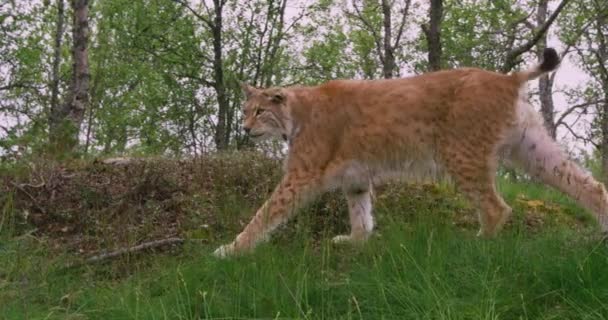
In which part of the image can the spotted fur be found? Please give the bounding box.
[214,49,608,258]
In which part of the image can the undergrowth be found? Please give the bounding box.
[1,153,607,319]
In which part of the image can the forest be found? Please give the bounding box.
[2,0,608,319]
[0,0,606,166]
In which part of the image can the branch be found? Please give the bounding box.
[0,82,39,91]
[392,0,412,49]
[11,182,47,215]
[262,0,289,87]
[283,5,306,36]
[74,237,185,267]
[593,16,608,81]
[501,0,571,72]
[508,5,535,29]
[558,10,608,57]
[555,100,605,128]
[592,48,608,81]
[575,44,599,76]
[172,0,214,29]
[522,19,536,31]
[172,71,216,87]
[348,1,385,65]
[252,1,273,85]
[561,122,599,148]
[201,0,214,17]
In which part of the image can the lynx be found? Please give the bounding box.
[214,48,608,257]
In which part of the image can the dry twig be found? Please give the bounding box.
[65,237,185,268]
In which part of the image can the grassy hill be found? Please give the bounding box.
[1,154,607,319]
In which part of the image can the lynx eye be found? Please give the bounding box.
[255,109,265,116]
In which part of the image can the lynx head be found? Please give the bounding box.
[241,83,291,142]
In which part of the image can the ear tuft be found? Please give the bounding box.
[271,93,284,104]
[267,88,285,104]
[241,82,257,99]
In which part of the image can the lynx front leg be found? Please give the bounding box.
[442,144,512,237]
[332,187,374,244]
[214,174,320,258]
[452,174,512,237]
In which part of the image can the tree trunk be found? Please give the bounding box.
[538,74,556,138]
[350,0,411,79]
[424,0,443,71]
[212,0,229,150]
[536,0,557,139]
[48,0,65,139]
[84,71,99,154]
[381,0,395,79]
[598,31,608,183]
[602,101,608,184]
[66,0,90,145]
[593,8,608,182]
[50,0,90,156]
[173,0,244,150]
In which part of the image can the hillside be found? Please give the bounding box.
[1,154,607,319]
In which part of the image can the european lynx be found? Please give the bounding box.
[214,49,608,257]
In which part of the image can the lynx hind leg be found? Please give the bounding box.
[332,187,374,244]
[507,119,608,231]
[443,148,512,237]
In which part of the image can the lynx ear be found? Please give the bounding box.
[240,82,257,99]
[267,88,286,104]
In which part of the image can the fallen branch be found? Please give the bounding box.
[66,237,185,268]
[16,182,45,188]
[10,182,47,214]
[101,157,137,165]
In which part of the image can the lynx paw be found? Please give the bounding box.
[332,234,368,244]
[213,242,236,258]
[331,234,353,244]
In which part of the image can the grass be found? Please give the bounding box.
[2,178,608,319]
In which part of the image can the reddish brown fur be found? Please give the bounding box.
[213,59,607,258]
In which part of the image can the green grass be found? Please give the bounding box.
[2,180,608,319]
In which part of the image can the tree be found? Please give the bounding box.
[535,0,557,138]
[293,1,358,83]
[172,0,230,150]
[49,0,90,155]
[0,1,51,159]
[173,0,297,151]
[558,0,608,180]
[440,0,569,72]
[422,0,443,71]
[0,0,598,161]
[48,0,65,143]
[227,0,300,149]
[86,0,207,155]
[347,0,412,79]
[500,0,570,72]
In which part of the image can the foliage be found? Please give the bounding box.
[557,0,608,179]
[0,0,603,160]
[439,0,536,71]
